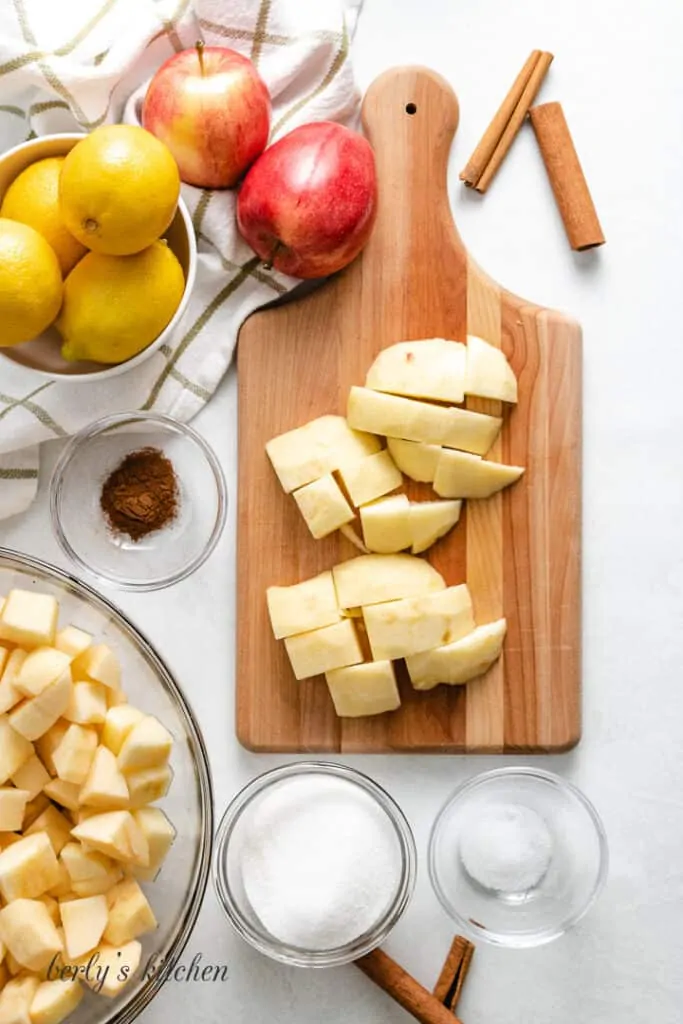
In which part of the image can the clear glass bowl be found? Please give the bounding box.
[50,413,227,591]
[429,767,608,948]
[214,762,417,968]
[0,547,214,1024]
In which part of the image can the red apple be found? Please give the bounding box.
[142,42,271,189]
[236,121,377,279]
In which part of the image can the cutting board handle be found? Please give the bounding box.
[361,66,464,268]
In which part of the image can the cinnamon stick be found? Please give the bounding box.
[529,102,605,251]
[433,936,475,1011]
[355,949,464,1024]
[460,50,554,193]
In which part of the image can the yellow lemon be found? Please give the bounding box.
[59,125,181,256]
[0,157,87,276]
[0,218,62,347]
[56,241,185,365]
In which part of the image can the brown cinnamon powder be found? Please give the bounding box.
[100,447,179,541]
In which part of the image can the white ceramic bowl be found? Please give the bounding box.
[0,133,197,383]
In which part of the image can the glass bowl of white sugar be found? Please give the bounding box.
[213,762,417,967]
[429,767,608,948]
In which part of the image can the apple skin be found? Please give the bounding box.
[236,121,377,279]
[142,46,271,189]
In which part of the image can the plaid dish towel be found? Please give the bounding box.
[0,0,364,520]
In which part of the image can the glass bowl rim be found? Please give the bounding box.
[428,766,609,949]
[49,411,228,592]
[213,760,417,968]
[0,545,215,1022]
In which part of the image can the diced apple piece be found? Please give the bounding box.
[54,625,92,660]
[360,494,412,554]
[0,789,29,832]
[80,747,129,810]
[60,844,117,886]
[410,500,463,554]
[104,877,157,946]
[116,717,172,776]
[0,650,26,716]
[365,338,467,403]
[71,811,149,867]
[325,661,401,718]
[126,765,172,809]
[284,620,363,681]
[82,940,141,998]
[0,975,40,1024]
[70,870,123,898]
[70,644,120,690]
[336,449,403,507]
[132,808,175,881]
[53,725,98,786]
[0,591,58,649]
[0,716,33,785]
[433,449,525,499]
[35,721,70,777]
[22,793,50,829]
[363,584,475,661]
[63,682,107,726]
[46,861,72,899]
[11,753,50,801]
[9,671,72,742]
[266,572,341,641]
[386,437,441,483]
[292,474,355,539]
[25,806,73,855]
[30,979,83,1024]
[465,334,518,403]
[0,832,61,900]
[266,415,382,494]
[60,895,108,959]
[407,618,507,690]
[43,780,80,812]
[15,649,72,699]
[332,554,445,609]
[0,900,63,971]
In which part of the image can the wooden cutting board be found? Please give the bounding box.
[236,66,582,753]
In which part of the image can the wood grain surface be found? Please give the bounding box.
[236,66,582,753]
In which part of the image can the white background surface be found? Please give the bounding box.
[2,0,683,1020]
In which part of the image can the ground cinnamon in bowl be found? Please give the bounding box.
[100,447,179,541]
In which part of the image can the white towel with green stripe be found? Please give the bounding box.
[0,0,363,520]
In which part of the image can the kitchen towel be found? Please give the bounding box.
[0,0,364,519]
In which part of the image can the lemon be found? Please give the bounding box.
[56,241,185,365]
[0,157,87,276]
[0,219,63,347]
[59,125,181,256]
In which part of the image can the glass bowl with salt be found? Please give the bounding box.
[50,412,227,591]
[429,767,608,948]
[213,762,417,967]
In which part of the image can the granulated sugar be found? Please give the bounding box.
[238,774,402,950]
[459,803,554,894]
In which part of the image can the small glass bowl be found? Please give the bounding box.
[429,768,608,949]
[50,412,227,591]
[214,762,417,968]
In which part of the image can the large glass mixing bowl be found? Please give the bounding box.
[0,547,214,1024]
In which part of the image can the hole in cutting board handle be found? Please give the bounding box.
[405,102,417,115]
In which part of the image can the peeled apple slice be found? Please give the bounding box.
[266,415,381,493]
[360,494,412,554]
[332,554,446,609]
[292,474,354,539]
[410,500,463,554]
[406,619,507,690]
[363,585,475,661]
[465,335,518,403]
[365,338,466,404]
[434,449,525,499]
[266,571,341,640]
[347,387,502,455]
[325,661,401,718]
[386,438,441,483]
[283,619,363,681]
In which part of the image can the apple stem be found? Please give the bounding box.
[196,39,205,76]
[263,240,283,271]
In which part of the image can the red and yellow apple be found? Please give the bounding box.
[236,121,377,279]
[142,42,271,189]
